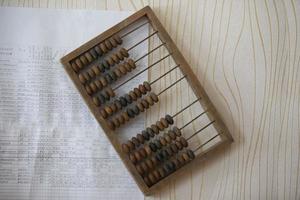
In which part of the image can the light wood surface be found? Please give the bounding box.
[2,0,299,199]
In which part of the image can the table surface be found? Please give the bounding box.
[1,0,299,200]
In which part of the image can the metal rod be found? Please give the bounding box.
[192,133,220,153]
[112,54,173,91]
[186,120,215,141]
[121,21,150,38]
[179,109,208,130]
[171,99,200,118]
[134,43,166,63]
[149,64,178,85]
[127,31,158,51]
[157,75,186,96]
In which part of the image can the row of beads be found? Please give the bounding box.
[71,35,122,72]
[99,81,151,118]
[106,92,159,130]
[144,150,195,186]
[90,87,116,107]
[122,115,175,154]
[135,137,188,175]
[78,48,129,84]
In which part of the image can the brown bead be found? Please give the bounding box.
[122,143,130,154]
[144,177,151,186]
[106,57,114,66]
[117,115,125,124]
[127,140,135,150]
[173,127,182,137]
[129,153,137,164]
[90,82,98,93]
[71,62,80,72]
[124,63,132,72]
[138,84,147,94]
[165,135,172,143]
[89,48,98,59]
[122,112,130,121]
[75,58,83,69]
[99,43,108,53]
[134,151,142,162]
[104,106,113,115]
[137,134,144,144]
[112,118,120,128]
[141,99,149,108]
[111,54,119,63]
[159,137,167,146]
[143,81,151,91]
[153,170,161,180]
[92,65,101,75]
[92,96,100,107]
[187,149,195,159]
[165,147,173,156]
[99,77,107,87]
[78,73,86,83]
[83,72,91,81]
[170,144,178,153]
[179,137,188,147]
[106,87,115,97]
[141,162,149,174]
[100,108,108,118]
[182,152,190,162]
[80,55,88,65]
[150,156,158,166]
[94,80,103,90]
[128,59,136,69]
[144,145,152,156]
[165,114,174,124]
[145,95,154,106]
[131,137,140,147]
[175,141,183,150]
[150,92,159,102]
[156,121,164,131]
[116,51,124,60]
[109,37,118,47]
[129,91,137,101]
[104,39,112,50]
[114,100,122,110]
[120,48,129,57]
[110,103,117,112]
[151,125,159,134]
[145,159,154,170]
[160,118,168,128]
[136,164,144,175]
[106,120,115,130]
[139,148,147,158]
[94,45,103,56]
[85,52,93,62]
[171,158,180,169]
[114,35,122,44]
[137,102,144,112]
[114,68,122,77]
[158,168,166,178]
[134,88,142,98]
[85,85,92,95]
[168,130,176,140]
[178,155,185,165]
[148,173,156,184]
[118,64,127,74]
[87,69,95,79]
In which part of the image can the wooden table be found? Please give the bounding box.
[2,0,299,199]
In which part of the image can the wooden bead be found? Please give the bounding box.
[160,117,168,128]
[127,140,135,150]
[166,161,176,172]
[104,106,113,116]
[117,115,125,124]
[71,62,80,72]
[114,100,122,110]
[171,158,181,169]
[170,143,178,153]
[137,134,144,144]
[109,37,118,47]
[87,69,95,78]
[110,103,117,112]
[116,51,124,60]
[124,94,132,104]
[110,71,117,81]
[168,130,176,140]
[122,143,130,154]
[85,52,93,62]
[148,173,156,184]
[120,47,129,57]
[107,120,115,130]
[165,147,173,156]
[145,159,154,170]
[124,63,132,72]
[98,94,106,104]
[187,149,195,159]
[106,87,115,97]
[114,68,122,77]
[178,155,185,165]
[111,54,119,63]
[161,149,169,159]
[137,102,145,112]
[85,85,92,95]
[92,96,100,107]
[149,143,157,152]
[90,82,98,93]
[100,108,108,119]
[158,168,166,177]
[138,84,147,94]
[92,65,101,76]
[134,151,142,162]
[118,64,127,74]
[159,137,167,146]
[94,45,103,56]
[99,77,107,87]
[134,88,142,98]
[145,128,154,137]
[127,108,135,118]
[136,164,144,175]
[114,35,122,44]
[165,135,172,143]
[150,156,158,166]
[98,64,105,72]
[154,140,162,150]
[153,170,161,180]
[165,114,174,124]
[129,153,137,164]
[102,62,110,70]
[75,58,83,69]
[119,97,127,107]
[141,99,149,108]
[100,43,108,53]
[156,121,164,131]
[173,127,182,137]
[132,105,140,115]
[175,141,183,150]
[155,151,163,161]
[128,59,136,69]
[141,162,148,173]
[143,81,151,91]
[139,148,147,158]
[78,73,86,83]
[145,95,154,105]
[150,125,159,134]
[94,80,103,90]
[104,39,113,50]
[144,177,151,186]
[131,137,140,146]
[83,72,91,81]
[129,91,137,101]
[182,152,190,162]
[144,145,152,155]
[80,55,88,65]
[106,57,114,66]
[105,74,113,84]
[122,112,130,121]
[150,92,159,103]
[179,137,188,147]
[142,130,150,140]
[89,48,98,59]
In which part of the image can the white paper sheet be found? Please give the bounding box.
[0,7,147,200]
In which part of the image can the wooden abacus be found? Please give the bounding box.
[61,6,233,195]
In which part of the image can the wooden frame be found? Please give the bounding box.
[61,6,233,195]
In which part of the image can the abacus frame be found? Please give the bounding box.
[61,6,233,195]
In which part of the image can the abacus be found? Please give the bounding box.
[61,6,233,195]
